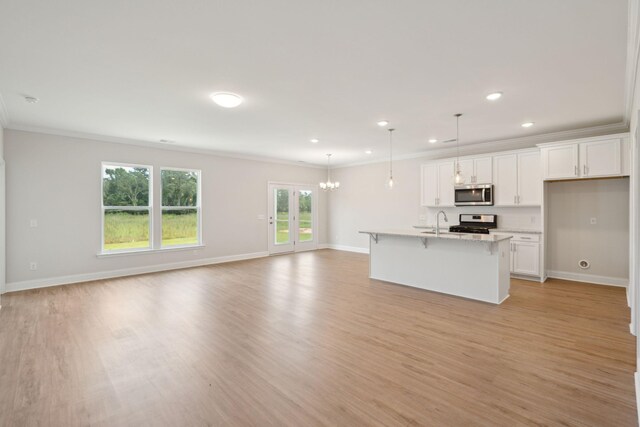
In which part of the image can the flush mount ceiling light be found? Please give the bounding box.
[319,154,340,191]
[428,138,437,144]
[210,92,243,108]
[24,96,39,104]
[486,92,503,101]
[521,121,534,128]
[365,150,373,154]
[310,138,319,143]
[377,120,389,127]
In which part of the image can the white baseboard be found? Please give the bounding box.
[636,372,640,424]
[321,244,369,254]
[5,251,269,293]
[547,270,629,287]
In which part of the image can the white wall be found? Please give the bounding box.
[4,130,327,290]
[0,125,5,304]
[546,178,630,284]
[328,156,542,251]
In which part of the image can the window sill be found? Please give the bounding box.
[97,244,206,258]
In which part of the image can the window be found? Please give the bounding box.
[102,163,152,252]
[161,168,201,247]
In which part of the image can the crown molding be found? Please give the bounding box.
[6,123,325,169]
[334,121,629,169]
[0,92,10,128]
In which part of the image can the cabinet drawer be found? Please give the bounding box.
[510,234,540,243]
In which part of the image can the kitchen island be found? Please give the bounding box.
[359,229,512,304]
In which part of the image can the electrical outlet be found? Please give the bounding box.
[30,219,38,228]
[590,217,597,225]
[29,262,37,271]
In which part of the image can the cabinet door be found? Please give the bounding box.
[517,151,541,206]
[512,242,540,276]
[493,154,518,206]
[437,162,455,206]
[421,164,439,206]
[456,159,474,184]
[541,145,578,180]
[473,157,493,184]
[580,139,621,178]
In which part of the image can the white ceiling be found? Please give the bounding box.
[0,0,629,165]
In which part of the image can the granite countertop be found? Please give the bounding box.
[413,225,542,235]
[359,229,512,243]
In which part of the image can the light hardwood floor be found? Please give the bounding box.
[0,250,636,426]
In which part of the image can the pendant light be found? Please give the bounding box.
[454,113,465,185]
[387,128,395,188]
[319,154,340,190]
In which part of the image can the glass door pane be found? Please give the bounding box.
[275,188,290,245]
[298,190,313,242]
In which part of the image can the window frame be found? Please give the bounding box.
[160,167,202,249]
[100,161,154,254]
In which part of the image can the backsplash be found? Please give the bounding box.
[419,206,541,230]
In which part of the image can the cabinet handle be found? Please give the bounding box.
[514,195,517,205]
[583,165,587,176]
[575,165,578,176]
[517,195,520,204]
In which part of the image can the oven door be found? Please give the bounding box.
[454,185,493,206]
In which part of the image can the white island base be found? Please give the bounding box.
[360,230,512,304]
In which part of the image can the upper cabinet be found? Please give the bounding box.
[541,144,579,179]
[421,161,455,207]
[579,139,621,178]
[456,157,492,184]
[539,136,628,181]
[493,150,541,206]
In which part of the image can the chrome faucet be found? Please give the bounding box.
[436,211,448,236]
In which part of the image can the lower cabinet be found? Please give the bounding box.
[508,234,541,277]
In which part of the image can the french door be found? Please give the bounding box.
[268,183,317,254]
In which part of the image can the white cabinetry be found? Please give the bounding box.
[540,136,627,180]
[421,161,454,207]
[541,144,578,179]
[493,151,541,206]
[490,232,541,279]
[579,138,621,178]
[457,157,492,184]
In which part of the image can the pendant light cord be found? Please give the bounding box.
[389,129,394,179]
[455,114,462,171]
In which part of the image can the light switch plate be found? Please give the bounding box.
[257,214,266,220]
[30,219,38,228]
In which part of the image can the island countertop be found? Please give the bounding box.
[359,229,512,243]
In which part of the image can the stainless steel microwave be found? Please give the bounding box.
[454,184,494,206]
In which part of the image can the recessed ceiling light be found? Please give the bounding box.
[521,122,534,128]
[428,139,437,143]
[24,96,39,104]
[160,139,176,144]
[486,92,503,101]
[377,120,389,127]
[210,92,243,108]
[310,138,319,143]
[365,150,373,154]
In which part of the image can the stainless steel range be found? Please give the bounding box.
[449,214,497,234]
